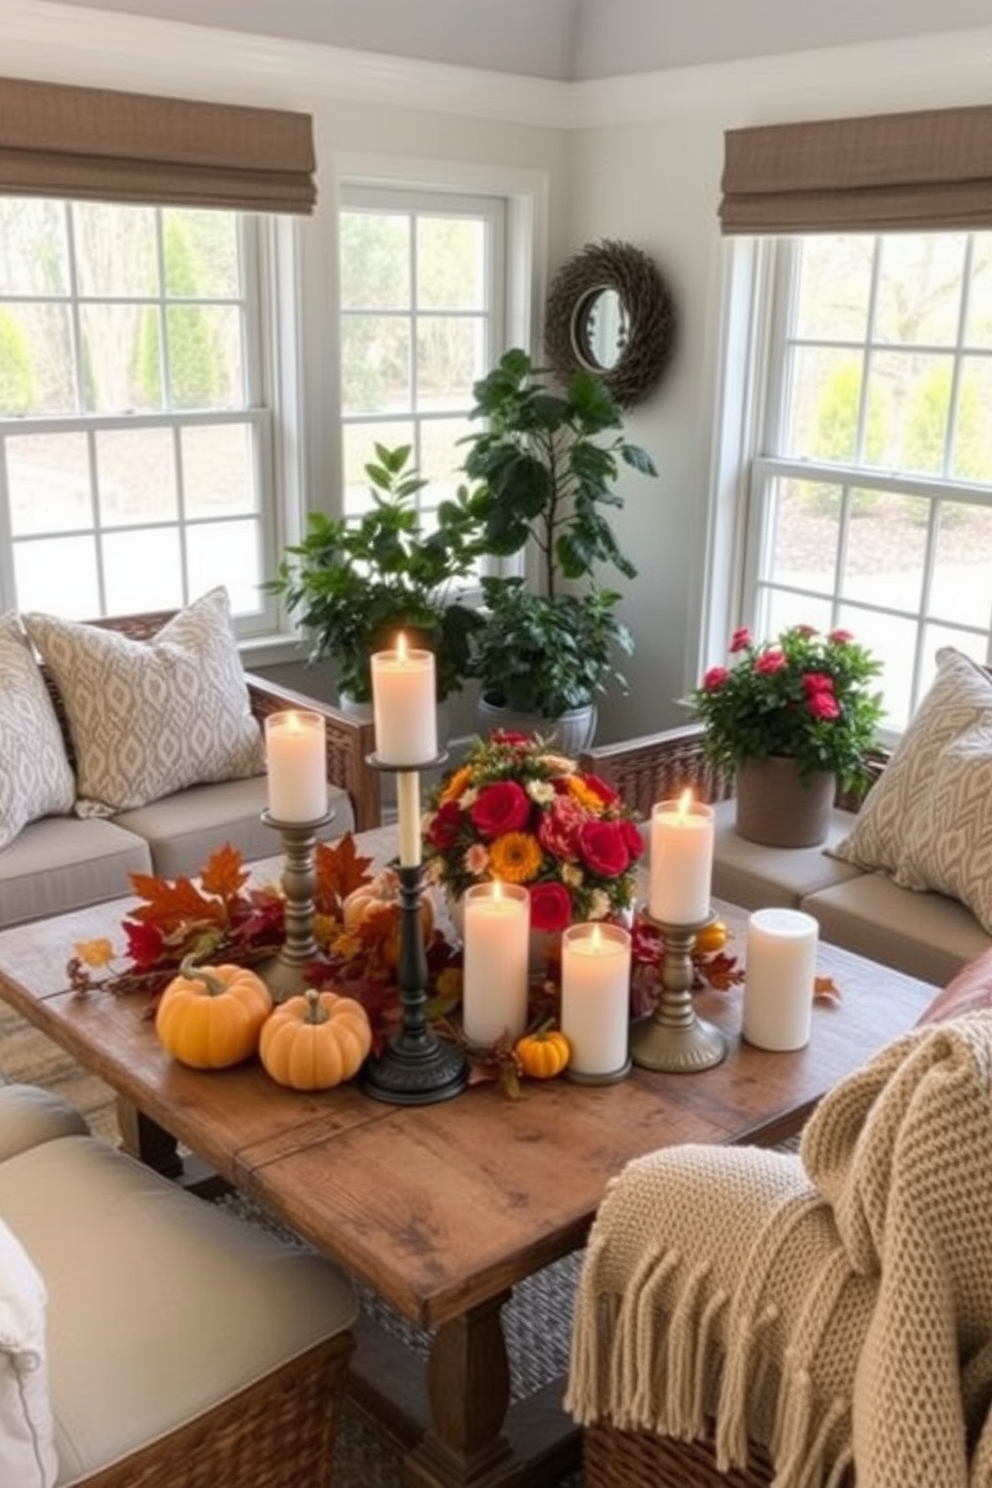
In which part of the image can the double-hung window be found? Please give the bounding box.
[0,198,273,627]
[716,106,992,734]
[337,186,507,550]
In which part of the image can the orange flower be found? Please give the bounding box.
[566,775,606,813]
[488,831,543,883]
[440,765,473,804]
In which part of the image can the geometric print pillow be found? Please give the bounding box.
[22,586,266,818]
[831,646,992,932]
[0,612,75,850]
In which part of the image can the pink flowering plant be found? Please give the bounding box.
[422,731,644,933]
[691,625,884,793]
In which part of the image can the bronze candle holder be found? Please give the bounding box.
[629,907,728,1073]
[258,808,334,1001]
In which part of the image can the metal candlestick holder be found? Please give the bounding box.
[629,907,728,1073]
[361,753,467,1107]
[258,808,334,1002]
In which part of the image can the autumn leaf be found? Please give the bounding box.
[814,975,842,1005]
[127,874,225,931]
[199,843,250,905]
[123,919,166,969]
[74,937,115,969]
[696,951,745,992]
[314,832,374,916]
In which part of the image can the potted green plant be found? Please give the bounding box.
[459,348,657,748]
[267,443,484,707]
[690,623,884,847]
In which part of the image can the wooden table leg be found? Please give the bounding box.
[116,1096,184,1177]
[402,1292,515,1488]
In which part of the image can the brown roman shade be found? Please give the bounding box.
[0,75,316,214]
[720,103,992,235]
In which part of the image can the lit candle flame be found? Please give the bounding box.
[591,924,603,952]
[396,631,409,663]
[678,788,693,820]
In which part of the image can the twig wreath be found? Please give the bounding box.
[543,239,676,407]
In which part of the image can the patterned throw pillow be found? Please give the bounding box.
[832,647,992,933]
[0,1215,58,1487]
[23,587,266,818]
[0,613,75,850]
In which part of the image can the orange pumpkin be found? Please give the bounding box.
[694,918,729,956]
[259,988,372,1091]
[343,873,434,967]
[155,958,272,1069]
[515,1023,571,1080]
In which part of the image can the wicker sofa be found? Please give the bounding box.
[580,718,992,989]
[0,603,380,931]
[0,1081,357,1488]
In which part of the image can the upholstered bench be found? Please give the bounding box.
[0,1084,357,1488]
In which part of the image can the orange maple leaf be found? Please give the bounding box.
[127,875,227,930]
[813,975,842,1005]
[199,843,250,903]
[314,832,374,915]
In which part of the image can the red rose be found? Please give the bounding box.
[729,627,751,653]
[702,665,730,691]
[470,780,531,839]
[577,819,630,878]
[529,881,573,933]
[807,690,840,721]
[619,818,645,862]
[581,772,619,808]
[426,799,463,850]
[802,672,835,697]
[755,649,786,675]
[828,629,853,644]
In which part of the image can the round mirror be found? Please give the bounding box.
[544,240,676,407]
[573,287,628,371]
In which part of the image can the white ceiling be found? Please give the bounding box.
[39,0,992,80]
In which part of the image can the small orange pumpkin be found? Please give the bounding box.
[259,988,372,1091]
[694,918,729,956]
[343,872,434,967]
[515,1022,571,1080]
[155,957,273,1069]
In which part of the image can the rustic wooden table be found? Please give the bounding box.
[0,841,939,1488]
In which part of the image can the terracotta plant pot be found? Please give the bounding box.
[734,757,835,848]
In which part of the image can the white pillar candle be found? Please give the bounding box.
[370,636,437,765]
[561,922,632,1078]
[462,882,530,1046]
[396,771,421,869]
[743,907,819,1051]
[264,710,327,823]
[649,793,715,925]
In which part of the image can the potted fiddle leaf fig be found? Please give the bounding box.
[267,444,484,706]
[459,348,657,748]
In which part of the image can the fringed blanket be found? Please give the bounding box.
[565,1012,992,1487]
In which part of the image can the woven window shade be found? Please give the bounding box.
[720,104,992,235]
[0,75,316,214]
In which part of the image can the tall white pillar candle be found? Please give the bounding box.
[649,793,715,924]
[743,907,819,1051]
[370,637,437,765]
[561,922,632,1078]
[265,710,327,822]
[462,882,530,1046]
[396,771,421,869]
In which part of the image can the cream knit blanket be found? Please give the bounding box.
[565,1012,992,1487]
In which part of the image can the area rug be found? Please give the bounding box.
[0,1001,585,1487]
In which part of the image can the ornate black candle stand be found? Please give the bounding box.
[258,808,335,1002]
[361,752,467,1106]
[629,907,728,1073]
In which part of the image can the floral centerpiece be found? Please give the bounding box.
[691,625,883,793]
[422,731,644,932]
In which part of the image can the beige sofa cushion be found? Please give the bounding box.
[0,817,152,930]
[712,799,863,911]
[802,870,991,988]
[114,774,353,880]
[0,1214,58,1487]
[0,1131,357,1485]
[23,587,266,819]
[0,1087,88,1165]
[0,614,74,853]
[832,648,992,932]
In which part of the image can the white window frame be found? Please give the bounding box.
[704,233,992,737]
